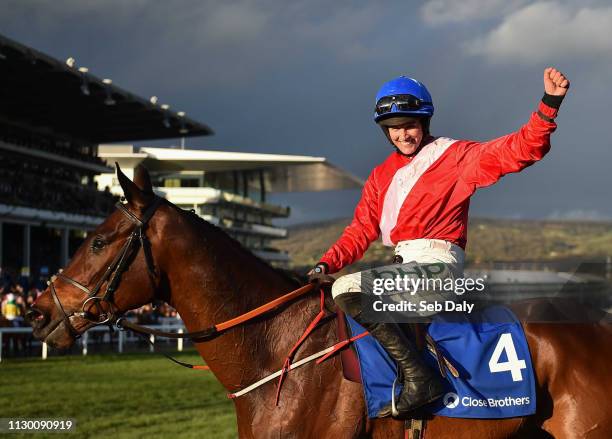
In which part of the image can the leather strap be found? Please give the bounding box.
[48,197,164,333]
[406,418,424,439]
[117,283,316,340]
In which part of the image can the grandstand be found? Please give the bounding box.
[97,145,363,264]
[0,33,363,359]
[0,31,362,286]
[0,33,212,285]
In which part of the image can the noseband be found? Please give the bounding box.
[49,196,163,339]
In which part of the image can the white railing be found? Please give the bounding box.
[0,323,186,363]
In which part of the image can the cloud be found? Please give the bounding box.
[289,2,385,62]
[7,0,388,89]
[1,0,150,30]
[153,1,274,50]
[466,1,612,63]
[198,2,269,43]
[421,0,528,25]
[0,0,611,224]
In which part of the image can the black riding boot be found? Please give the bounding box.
[335,292,446,418]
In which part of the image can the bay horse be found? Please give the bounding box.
[26,165,612,438]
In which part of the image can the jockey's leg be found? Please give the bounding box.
[331,258,462,418]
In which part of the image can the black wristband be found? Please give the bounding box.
[542,93,564,109]
[316,262,329,274]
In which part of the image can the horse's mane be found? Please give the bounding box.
[164,200,301,286]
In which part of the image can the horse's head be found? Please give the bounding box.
[26,164,165,349]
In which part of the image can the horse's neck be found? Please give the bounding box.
[164,225,332,391]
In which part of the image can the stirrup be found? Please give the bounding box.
[391,375,400,417]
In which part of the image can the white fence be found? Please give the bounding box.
[0,322,186,362]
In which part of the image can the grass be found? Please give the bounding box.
[0,350,237,438]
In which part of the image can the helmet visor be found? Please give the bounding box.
[375,94,428,116]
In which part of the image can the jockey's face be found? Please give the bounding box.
[387,118,424,155]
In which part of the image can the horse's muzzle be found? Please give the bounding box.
[25,307,48,331]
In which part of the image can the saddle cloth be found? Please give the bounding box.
[344,306,537,419]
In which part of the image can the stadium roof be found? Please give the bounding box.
[99,145,364,192]
[0,33,213,143]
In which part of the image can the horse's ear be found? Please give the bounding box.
[133,164,153,195]
[116,162,151,207]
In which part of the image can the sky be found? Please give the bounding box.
[1,0,612,224]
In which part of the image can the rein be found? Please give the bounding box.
[46,196,352,403]
[128,285,342,404]
[49,194,320,343]
[116,283,316,340]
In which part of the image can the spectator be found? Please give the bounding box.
[1,291,26,327]
[135,303,159,325]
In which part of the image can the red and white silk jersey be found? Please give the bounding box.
[320,101,559,274]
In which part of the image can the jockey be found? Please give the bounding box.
[309,68,570,418]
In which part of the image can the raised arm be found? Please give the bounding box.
[457,67,569,190]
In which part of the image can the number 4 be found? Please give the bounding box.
[488,333,527,382]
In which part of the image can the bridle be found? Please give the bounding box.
[44,194,341,404]
[44,193,328,402]
[48,196,163,339]
[46,194,315,344]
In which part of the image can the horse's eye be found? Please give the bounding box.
[91,236,107,252]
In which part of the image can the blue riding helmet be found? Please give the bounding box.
[374,76,434,123]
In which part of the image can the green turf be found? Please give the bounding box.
[0,350,236,438]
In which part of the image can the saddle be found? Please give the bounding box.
[337,304,536,425]
[335,308,458,384]
[335,308,361,382]
[335,308,458,439]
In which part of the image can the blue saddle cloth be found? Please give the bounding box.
[346,306,536,419]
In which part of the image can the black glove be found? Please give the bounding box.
[307,263,335,286]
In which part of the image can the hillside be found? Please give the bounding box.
[276,217,612,271]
